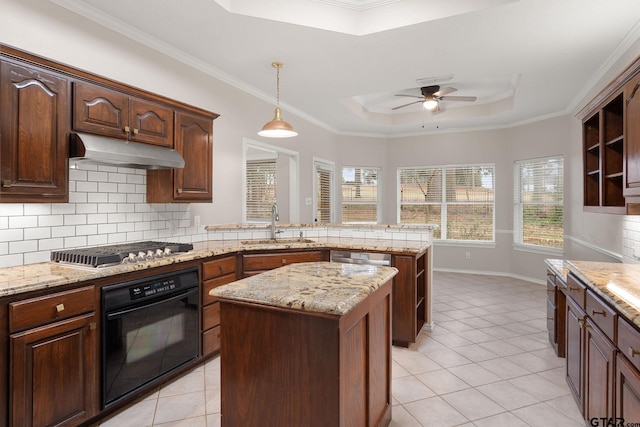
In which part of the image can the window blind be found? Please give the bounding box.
[514,156,564,248]
[315,161,333,223]
[399,165,494,241]
[342,166,379,224]
[246,160,276,222]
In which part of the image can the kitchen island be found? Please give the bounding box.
[211,261,398,427]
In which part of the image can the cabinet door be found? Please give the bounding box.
[11,312,98,427]
[146,111,213,203]
[566,296,585,415]
[128,97,173,147]
[0,60,69,202]
[584,318,615,421]
[391,255,415,346]
[626,72,640,196]
[73,81,128,139]
[617,353,640,424]
[174,111,212,201]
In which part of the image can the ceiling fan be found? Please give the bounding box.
[392,85,477,111]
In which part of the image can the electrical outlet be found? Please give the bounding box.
[193,215,200,227]
[635,242,640,258]
[305,197,312,205]
[465,252,471,259]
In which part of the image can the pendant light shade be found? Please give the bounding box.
[258,62,297,138]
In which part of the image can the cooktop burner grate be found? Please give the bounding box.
[50,241,194,267]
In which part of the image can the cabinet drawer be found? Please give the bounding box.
[202,325,221,356]
[619,317,640,371]
[243,251,324,272]
[203,302,220,330]
[566,274,586,310]
[9,286,95,333]
[586,290,616,340]
[547,276,556,305]
[203,256,236,280]
[203,273,236,305]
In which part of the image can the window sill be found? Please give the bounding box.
[513,243,563,256]
[434,240,496,249]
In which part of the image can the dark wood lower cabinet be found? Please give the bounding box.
[566,295,585,415]
[584,317,615,420]
[218,279,392,427]
[10,312,98,427]
[617,353,640,423]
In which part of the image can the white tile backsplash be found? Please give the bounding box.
[622,216,640,263]
[0,164,206,268]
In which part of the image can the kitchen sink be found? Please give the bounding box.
[241,238,316,245]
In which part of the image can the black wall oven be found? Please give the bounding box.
[101,267,199,408]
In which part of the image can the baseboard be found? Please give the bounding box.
[433,267,546,286]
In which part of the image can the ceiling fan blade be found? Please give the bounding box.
[439,95,477,102]
[433,87,457,97]
[394,94,425,99]
[392,100,423,110]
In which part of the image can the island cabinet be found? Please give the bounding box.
[201,255,238,356]
[147,111,214,203]
[241,249,327,277]
[8,285,98,427]
[565,275,586,414]
[0,56,70,203]
[213,262,395,427]
[73,81,174,147]
[392,251,428,347]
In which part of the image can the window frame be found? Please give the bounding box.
[513,155,564,253]
[341,165,382,224]
[397,163,496,243]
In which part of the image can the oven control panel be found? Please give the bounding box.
[129,278,178,300]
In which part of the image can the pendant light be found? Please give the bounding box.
[258,62,298,138]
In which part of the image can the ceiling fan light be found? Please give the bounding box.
[258,107,298,138]
[423,97,438,111]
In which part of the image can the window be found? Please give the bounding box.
[314,159,334,223]
[341,166,380,224]
[514,156,564,249]
[399,165,495,241]
[246,159,276,222]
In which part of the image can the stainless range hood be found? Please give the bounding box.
[69,133,185,170]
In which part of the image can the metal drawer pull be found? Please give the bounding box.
[569,286,580,291]
[124,126,130,133]
[591,309,605,316]
[56,303,65,313]
[629,346,640,358]
[219,266,224,273]
[133,128,139,135]
[282,259,287,264]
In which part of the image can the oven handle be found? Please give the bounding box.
[105,287,197,320]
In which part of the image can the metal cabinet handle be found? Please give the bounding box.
[282,259,287,264]
[569,286,580,291]
[591,309,605,316]
[56,303,65,313]
[219,266,224,274]
[629,346,640,358]
[3,180,11,188]
[124,126,131,133]
[177,189,183,194]
[133,128,139,135]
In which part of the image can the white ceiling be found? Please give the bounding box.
[52,0,640,137]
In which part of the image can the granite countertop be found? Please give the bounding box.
[563,260,640,328]
[210,261,398,316]
[545,258,568,283]
[0,237,429,298]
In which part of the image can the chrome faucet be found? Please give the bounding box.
[270,203,281,239]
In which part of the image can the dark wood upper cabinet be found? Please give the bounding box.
[580,55,640,213]
[147,111,214,203]
[625,72,640,198]
[0,58,70,203]
[73,81,174,147]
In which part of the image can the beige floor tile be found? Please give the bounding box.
[153,416,208,427]
[158,368,205,397]
[508,373,571,401]
[477,357,532,379]
[475,380,540,410]
[98,398,156,427]
[389,405,422,427]
[447,363,502,387]
[392,376,436,404]
[424,348,472,368]
[403,396,469,427]
[512,402,585,427]
[415,369,471,395]
[472,411,530,427]
[205,387,221,415]
[477,339,526,357]
[394,351,442,375]
[153,391,207,425]
[441,388,505,420]
[431,332,474,348]
[453,344,500,362]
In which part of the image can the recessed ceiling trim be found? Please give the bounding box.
[310,0,401,11]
